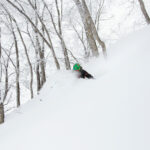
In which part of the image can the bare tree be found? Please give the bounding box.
[10,19,20,107]
[28,0,60,72]
[73,0,98,57]
[34,0,42,92]
[94,0,105,32]
[0,27,4,124]
[2,50,10,102]
[0,43,14,124]
[6,0,60,70]
[26,23,40,93]
[72,24,89,57]
[2,4,34,99]
[14,20,34,99]
[138,0,150,24]
[34,0,46,89]
[54,0,71,69]
[73,0,106,57]
[41,0,71,70]
[2,8,21,107]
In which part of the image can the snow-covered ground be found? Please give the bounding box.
[0,26,150,150]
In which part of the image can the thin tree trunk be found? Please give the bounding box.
[0,103,4,124]
[34,1,41,92]
[1,43,12,103]
[138,0,150,24]
[72,25,88,56]
[43,0,71,69]
[13,19,34,99]
[5,9,21,107]
[36,60,41,92]
[35,38,41,92]
[55,0,71,70]
[37,3,46,87]
[14,32,20,107]
[26,23,41,92]
[39,47,46,86]
[40,12,46,86]
[0,27,4,124]
[3,67,8,101]
[10,19,20,107]
[0,27,2,104]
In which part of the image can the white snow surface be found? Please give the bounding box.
[0,26,150,150]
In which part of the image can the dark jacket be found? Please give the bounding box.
[78,69,94,79]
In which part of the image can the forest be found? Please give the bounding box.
[0,0,150,124]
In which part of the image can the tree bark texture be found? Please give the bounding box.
[0,103,4,124]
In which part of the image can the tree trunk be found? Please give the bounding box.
[34,0,46,88]
[81,0,106,57]
[0,103,4,124]
[40,25,46,86]
[2,45,12,103]
[34,2,42,92]
[3,67,8,101]
[36,60,41,92]
[14,19,34,99]
[14,34,20,107]
[73,0,99,57]
[138,0,150,24]
[0,28,4,124]
[0,27,2,104]
[39,49,46,86]
[11,20,20,107]
[55,0,71,70]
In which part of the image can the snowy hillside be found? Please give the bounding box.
[0,26,150,150]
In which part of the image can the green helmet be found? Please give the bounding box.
[73,63,81,71]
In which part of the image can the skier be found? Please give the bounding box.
[73,63,94,79]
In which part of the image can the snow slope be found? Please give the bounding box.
[0,26,150,150]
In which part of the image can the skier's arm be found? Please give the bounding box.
[83,70,94,79]
[86,73,94,79]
